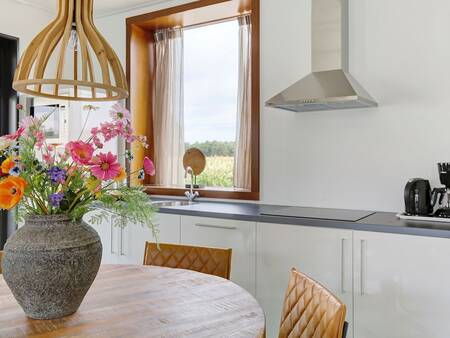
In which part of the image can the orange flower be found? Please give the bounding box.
[1,157,15,174]
[114,167,127,182]
[0,176,27,210]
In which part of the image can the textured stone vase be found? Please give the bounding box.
[2,215,102,320]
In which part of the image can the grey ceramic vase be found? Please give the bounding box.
[2,215,102,320]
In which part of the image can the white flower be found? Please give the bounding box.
[0,137,13,152]
[83,105,100,111]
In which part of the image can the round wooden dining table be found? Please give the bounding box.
[0,265,266,338]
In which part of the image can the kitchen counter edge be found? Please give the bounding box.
[152,199,450,239]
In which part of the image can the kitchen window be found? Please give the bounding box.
[127,0,260,200]
[184,20,238,189]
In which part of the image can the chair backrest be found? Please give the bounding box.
[143,242,232,280]
[279,268,347,338]
[0,251,3,274]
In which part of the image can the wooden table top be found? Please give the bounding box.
[0,265,265,338]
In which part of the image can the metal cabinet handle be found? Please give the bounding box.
[110,217,116,255]
[340,238,345,293]
[120,226,125,256]
[195,223,237,230]
[360,239,366,296]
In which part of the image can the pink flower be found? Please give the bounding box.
[4,127,25,141]
[43,153,54,165]
[35,131,45,149]
[143,157,155,176]
[66,141,94,165]
[110,103,131,122]
[67,166,78,176]
[16,104,23,111]
[59,151,70,163]
[19,116,38,130]
[90,152,121,181]
[92,135,103,149]
[137,135,148,148]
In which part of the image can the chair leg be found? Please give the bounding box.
[342,321,349,338]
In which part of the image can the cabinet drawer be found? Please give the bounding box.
[353,231,450,338]
[180,216,256,295]
[257,222,353,338]
[125,213,181,265]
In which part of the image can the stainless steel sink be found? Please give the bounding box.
[152,200,196,207]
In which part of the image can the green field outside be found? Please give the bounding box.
[195,156,234,188]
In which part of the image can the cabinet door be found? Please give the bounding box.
[354,231,450,338]
[180,216,256,295]
[257,222,353,338]
[121,213,181,265]
[82,210,116,264]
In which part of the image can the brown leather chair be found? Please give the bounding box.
[143,242,232,279]
[279,268,347,338]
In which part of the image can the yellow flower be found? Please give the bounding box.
[1,157,15,174]
[114,167,127,182]
[85,177,101,192]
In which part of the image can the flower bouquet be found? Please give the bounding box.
[0,103,156,227]
[0,103,157,319]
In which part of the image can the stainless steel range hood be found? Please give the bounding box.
[266,0,377,112]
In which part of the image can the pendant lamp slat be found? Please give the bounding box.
[13,0,129,102]
[55,0,75,95]
[33,0,68,86]
[81,0,112,97]
[15,19,56,82]
[75,0,96,98]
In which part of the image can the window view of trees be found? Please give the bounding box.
[186,141,235,157]
[184,20,238,189]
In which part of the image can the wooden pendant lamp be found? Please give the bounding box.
[13,0,128,101]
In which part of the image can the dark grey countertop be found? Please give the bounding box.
[152,198,450,239]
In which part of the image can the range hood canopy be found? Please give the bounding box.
[266,0,377,112]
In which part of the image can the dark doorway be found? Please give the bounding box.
[0,33,18,249]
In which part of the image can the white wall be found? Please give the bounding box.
[0,0,52,53]
[95,0,450,212]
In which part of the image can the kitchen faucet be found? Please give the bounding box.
[184,166,199,202]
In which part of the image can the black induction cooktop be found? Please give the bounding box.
[260,206,374,222]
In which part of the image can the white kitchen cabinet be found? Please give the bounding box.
[84,211,180,265]
[353,231,450,338]
[180,216,256,295]
[124,213,181,264]
[257,222,353,338]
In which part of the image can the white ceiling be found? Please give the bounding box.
[14,0,170,18]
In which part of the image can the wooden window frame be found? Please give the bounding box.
[126,0,260,201]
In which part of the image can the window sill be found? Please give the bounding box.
[144,185,259,201]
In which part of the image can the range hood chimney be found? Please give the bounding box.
[266,0,377,112]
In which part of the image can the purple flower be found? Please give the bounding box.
[49,192,64,207]
[137,169,145,180]
[9,166,21,176]
[47,167,66,184]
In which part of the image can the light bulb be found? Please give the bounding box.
[68,25,79,52]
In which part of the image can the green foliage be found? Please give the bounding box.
[186,141,235,157]
[195,156,234,188]
[93,186,159,240]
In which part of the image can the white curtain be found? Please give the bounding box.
[153,28,185,187]
[234,15,252,190]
